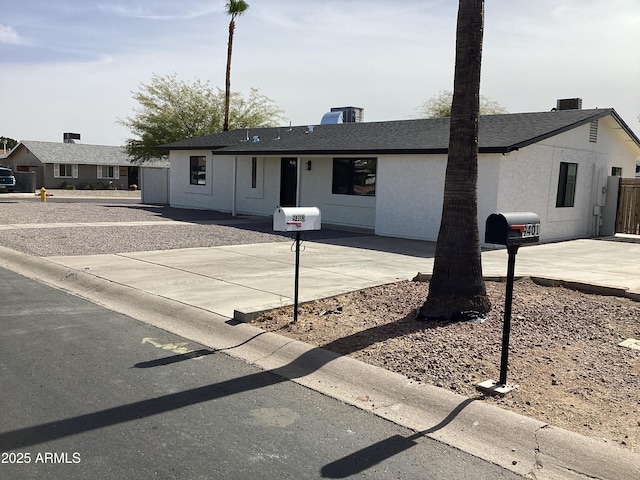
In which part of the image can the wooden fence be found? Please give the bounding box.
[616,178,640,234]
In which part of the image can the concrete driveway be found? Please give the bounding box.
[40,232,640,321]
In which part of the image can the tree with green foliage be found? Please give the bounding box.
[119,74,284,163]
[224,0,250,132]
[1,136,18,152]
[417,89,507,118]
[419,0,491,320]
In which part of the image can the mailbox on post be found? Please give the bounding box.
[273,206,321,232]
[273,206,321,323]
[485,212,540,246]
[478,212,541,396]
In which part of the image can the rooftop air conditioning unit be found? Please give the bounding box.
[63,133,81,143]
[556,98,582,110]
[330,106,363,123]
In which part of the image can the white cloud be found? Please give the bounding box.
[97,2,217,21]
[0,25,21,45]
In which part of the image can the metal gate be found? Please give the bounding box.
[616,178,640,234]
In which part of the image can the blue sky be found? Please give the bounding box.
[1,0,638,145]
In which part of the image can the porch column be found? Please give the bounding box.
[232,156,238,216]
[296,156,301,206]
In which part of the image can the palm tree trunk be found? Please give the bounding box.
[223,19,235,132]
[420,0,490,320]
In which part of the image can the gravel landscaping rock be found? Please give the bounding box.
[253,278,640,454]
[0,200,363,256]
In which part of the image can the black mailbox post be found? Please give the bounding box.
[480,212,540,394]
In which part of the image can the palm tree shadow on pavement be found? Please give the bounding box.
[0,314,470,454]
[319,397,478,478]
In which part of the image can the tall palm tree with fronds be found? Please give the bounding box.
[419,0,491,320]
[223,0,249,132]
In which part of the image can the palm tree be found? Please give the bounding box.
[223,0,249,132]
[419,0,491,320]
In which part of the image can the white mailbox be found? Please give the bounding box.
[273,206,321,232]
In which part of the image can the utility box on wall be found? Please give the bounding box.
[600,176,621,236]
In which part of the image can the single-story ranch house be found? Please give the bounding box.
[4,140,139,191]
[163,106,640,244]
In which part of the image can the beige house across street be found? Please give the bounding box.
[4,138,139,192]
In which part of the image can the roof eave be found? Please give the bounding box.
[212,148,450,156]
[505,109,615,151]
[609,109,640,149]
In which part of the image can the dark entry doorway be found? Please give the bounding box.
[128,166,139,189]
[280,158,298,207]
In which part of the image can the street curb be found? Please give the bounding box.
[1,246,638,480]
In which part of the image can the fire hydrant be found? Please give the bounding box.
[39,186,47,202]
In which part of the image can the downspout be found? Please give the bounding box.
[296,156,301,206]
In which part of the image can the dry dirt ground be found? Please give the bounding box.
[252,277,640,454]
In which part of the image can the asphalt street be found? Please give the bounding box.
[0,267,523,480]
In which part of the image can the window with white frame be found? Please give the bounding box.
[97,165,119,179]
[54,163,78,178]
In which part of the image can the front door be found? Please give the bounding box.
[280,158,298,207]
[128,166,139,188]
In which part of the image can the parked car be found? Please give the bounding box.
[0,167,16,193]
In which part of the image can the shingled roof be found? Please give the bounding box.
[163,108,640,156]
[9,141,134,165]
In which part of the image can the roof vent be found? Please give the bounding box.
[63,132,81,143]
[321,111,343,124]
[252,136,260,142]
[305,125,315,134]
[556,98,582,110]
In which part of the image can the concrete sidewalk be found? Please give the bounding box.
[1,232,639,479]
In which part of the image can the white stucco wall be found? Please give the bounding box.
[495,119,638,242]
[235,156,281,216]
[477,155,502,241]
[169,150,234,211]
[375,155,445,241]
[375,154,502,242]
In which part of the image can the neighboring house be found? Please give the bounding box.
[4,140,139,191]
[163,107,640,244]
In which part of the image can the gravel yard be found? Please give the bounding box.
[253,279,640,454]
[1,196,639,454]
[0,199,360,256]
